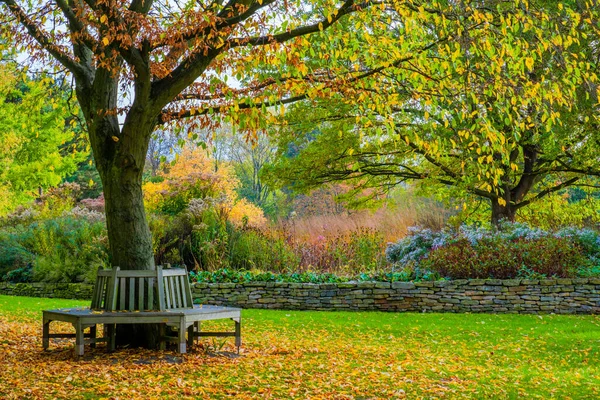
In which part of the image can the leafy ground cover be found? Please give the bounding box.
[0,295,599,399]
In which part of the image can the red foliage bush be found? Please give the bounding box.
[421,236,588,279]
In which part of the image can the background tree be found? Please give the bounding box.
[206,128,279,214]
[145,129,178,178]
[0,64,84,213]
[269,1,600,225]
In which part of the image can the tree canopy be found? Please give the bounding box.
[269,0,600,224]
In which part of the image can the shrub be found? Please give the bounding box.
[0,216,108,283]
[0,227,34,278]
[421,237,586,279]
[3,265,33,283]
[386,223,600,279]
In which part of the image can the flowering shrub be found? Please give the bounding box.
[63,206,105,223]
[386,223,600,279]
[78,194,105,213]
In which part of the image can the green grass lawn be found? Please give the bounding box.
[0,295,598,399]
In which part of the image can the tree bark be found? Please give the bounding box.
[491,199,516,226]
[102,169,154,270]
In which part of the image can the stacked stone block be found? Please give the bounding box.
[1,279,599,314]
[191,279,600,314]
[0,282,94,300]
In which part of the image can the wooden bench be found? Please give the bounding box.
[42,266,241,356]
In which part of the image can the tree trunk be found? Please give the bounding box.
[91,117,160,348]
[491,199,516,226]
[102,169,154,271]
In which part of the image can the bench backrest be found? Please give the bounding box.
[91,265,193,311]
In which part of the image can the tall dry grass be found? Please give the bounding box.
[250,196,450,274]
[278,199,447,244]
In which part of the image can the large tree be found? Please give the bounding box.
[270,1,600,224]
[0,0,429,346]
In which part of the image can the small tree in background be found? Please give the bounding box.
[0,64,85,213]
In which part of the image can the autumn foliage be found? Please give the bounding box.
[144,147,266,228]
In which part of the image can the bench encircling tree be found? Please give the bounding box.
[43,266,241,355]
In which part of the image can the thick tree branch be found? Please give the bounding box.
[129,0,154,13]
[159,93,307,124]
[515,177,580,209]
[228,0,370,47]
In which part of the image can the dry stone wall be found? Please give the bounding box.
[191,279,600,314]
[0,282,94,300]
[2,279,599,314]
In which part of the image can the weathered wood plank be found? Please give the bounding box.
[138,277,144,310]
[157,266,166,311]
[184,276,193,308]
[128,277,135,311]
[108,268,119,311]
[119,277,126,310]
[164,275,172,309]
[90,276,101,309]
[148,278,154,310]
[162,269,188,277]
[174,276,182,308]
[180,276,188,308]
[168,277,176,309]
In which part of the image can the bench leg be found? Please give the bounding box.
[159,324,166,351]
[42,318,50,350]
[178,319,187,354]
[107,324,116,352]
[187,324,194,348]
[90,325,97,348]
[235,318,241,354]
[75,321,84,356]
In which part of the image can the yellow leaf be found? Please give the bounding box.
[525,57,534,71]
[102,37,109,46]
[100,15,107,23]
[111,136,119,142]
